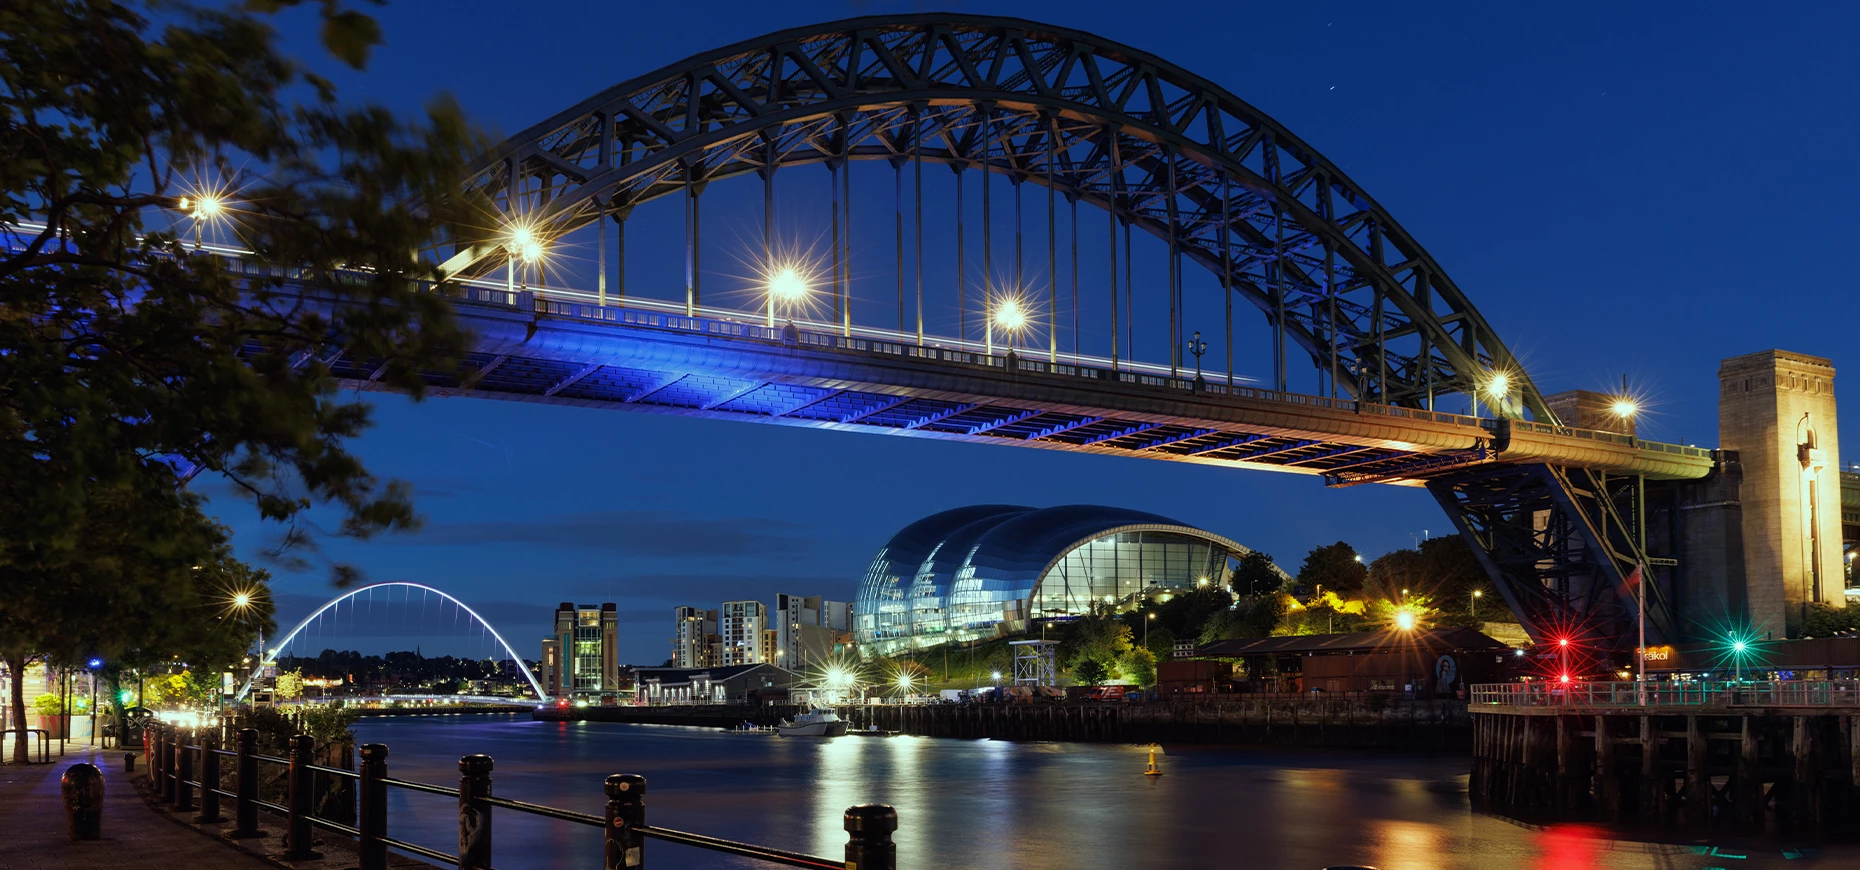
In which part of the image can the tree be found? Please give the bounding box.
[1237,594,1290,638]
[2,2,475,761]
[4,482,273,760]
[1230,551,1284,598]
[275,669,304,701]
[1072,658,1108,687]
[1297,542,1368,596]
[1118,648,1158,689]
[1365,549,1428,603]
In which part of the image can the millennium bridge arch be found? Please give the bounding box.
[442,13,1542,419]
[235,582,549,702]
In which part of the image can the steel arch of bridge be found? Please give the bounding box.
[235,582,549,702]
[444,13,1546,420]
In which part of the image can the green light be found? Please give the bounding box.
[1732,640,1748,654]
[118,690,133,704]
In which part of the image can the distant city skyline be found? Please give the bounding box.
[199,1,1855,664]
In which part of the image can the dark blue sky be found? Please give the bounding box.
[208,1,1859,665]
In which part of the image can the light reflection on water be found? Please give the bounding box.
[353,715,1857,869]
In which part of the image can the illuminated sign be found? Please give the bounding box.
[1638,645,1680,666]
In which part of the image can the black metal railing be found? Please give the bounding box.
[145,721,894,870]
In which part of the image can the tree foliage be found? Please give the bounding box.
[1229,550,1284,598]
[1,0,481,762]
[275,668,304,700]
[1296,542,1368,595]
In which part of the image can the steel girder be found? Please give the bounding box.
[443,14,1550,421]
[1427,463,1678,649]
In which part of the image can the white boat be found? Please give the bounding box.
[777,709,849,738]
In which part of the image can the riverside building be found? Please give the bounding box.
[541,602,620,702]
[855,504,1275,657]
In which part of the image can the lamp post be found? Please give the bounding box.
[503,223,545,293]
[1471,589,1482,619]
[767,266,808,327]
[186,194,225,250]
[1186,331,1208,381]
[988,297,1026,356]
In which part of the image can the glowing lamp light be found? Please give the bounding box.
[233,592,252,608]
[990,671,1002,681]
[192,195,224,220]
[768,267,808,302]
[87,658,102,669]
[1732,639,1749,654]
[1557,638,1570,648]
[896,673,913,689]
[993,298,1027,331]
[504,222,546,264]
[1612,398,1638,418]
[1559,674,1571,684]
[1196,577,1209,587]
[1485,371,1511,401]
[1393,609,1416,631]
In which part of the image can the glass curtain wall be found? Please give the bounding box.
[1031,532,1235,619]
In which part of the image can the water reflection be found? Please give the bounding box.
[352,716,1859,870]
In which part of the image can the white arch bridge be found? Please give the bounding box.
[237,582,549,703]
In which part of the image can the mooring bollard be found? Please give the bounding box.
[124,751,136,773]
[358,744,388,870]
[176,731,196,812]
[603,774,646,870]
[162,724,178,804]
[196,733,221,823]
[284,734,320,860]
[231,728,261,839]
[844,804,897,870]
[61,762,105,841]
[458,754,494,870]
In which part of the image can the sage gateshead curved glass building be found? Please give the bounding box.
[855,504,1267,656]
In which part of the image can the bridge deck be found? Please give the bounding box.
[327,283,1714,486]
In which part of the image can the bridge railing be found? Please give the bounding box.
[148,722,892,870]
[1470,680,1860,709]
[29,222,1706,465]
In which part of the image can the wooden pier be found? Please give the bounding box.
[1470,681,1860,831]
[848,696,1471,748]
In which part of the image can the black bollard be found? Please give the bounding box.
[458,754,494,870]
[843,804,897,870]
[231,728,261,839]
[162,724,179,804]
[196,733,221,823]
[284,735,320,859]
[358,744,388,870]
[176,731,195,812]
[62,763,106,841]
[124,751,136,773]
[603,774,646,870]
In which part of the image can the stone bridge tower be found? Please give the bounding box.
[1718,350,1842,638]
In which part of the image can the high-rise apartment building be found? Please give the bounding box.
[775,593,854,670]
[719,600,767,666]
[545,602,619,700]
[672,607,719,668]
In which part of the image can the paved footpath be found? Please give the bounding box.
[0,746,275,870]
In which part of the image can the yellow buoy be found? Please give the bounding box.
[1143,742,1163,777]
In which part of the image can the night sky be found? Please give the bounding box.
[202,2,1859,665]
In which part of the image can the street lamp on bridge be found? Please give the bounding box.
[988,296,1027,355]
[765,265,809,326]
[502,220,548,293]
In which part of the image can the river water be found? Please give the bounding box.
[353,714,1856,869]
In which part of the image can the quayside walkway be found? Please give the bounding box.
[0,747,272,870]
